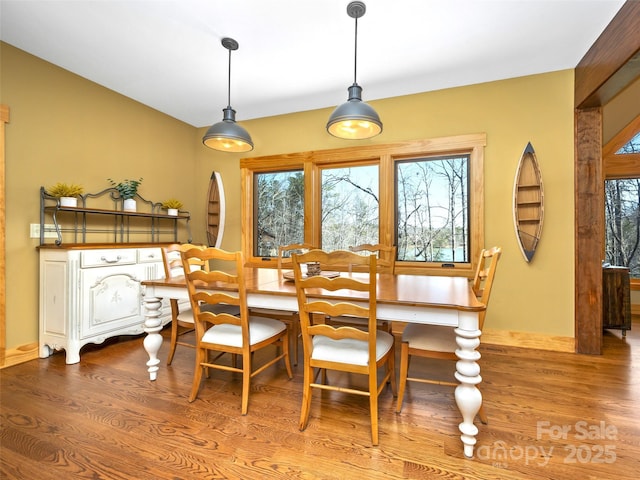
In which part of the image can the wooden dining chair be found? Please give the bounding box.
[182,246,293,414]
[395,246,502,423]
[326,244,397,333]
[292,249,396,445]
[248,243,315,365]
[161,243,241,365]
[161,243,206,365]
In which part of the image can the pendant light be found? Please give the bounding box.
[327,1,382,140]
[202,37,254,152]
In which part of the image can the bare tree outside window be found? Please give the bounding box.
[605,132,640,278]
[321,165,379,251]
[396,156,469,262]
[254,170,304,257]
[254,159,471,262]
[605,179,640,278]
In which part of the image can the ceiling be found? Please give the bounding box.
[0,0,626,128]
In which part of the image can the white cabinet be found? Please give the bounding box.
[39,246,171,364]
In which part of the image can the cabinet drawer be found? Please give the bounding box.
[138,248,162,264]
[81,249,137,268]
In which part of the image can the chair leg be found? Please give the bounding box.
[369,374,379,446]
[241,351,251,415]
[396,342,409,413]
[299,362,313,431]
[189,348,205,402]
[166,314,179,366]
[205,350,211,378]
[388,346,397,397]
[285,337,293,379]
[478,404,488,424]
[292,322,299,366]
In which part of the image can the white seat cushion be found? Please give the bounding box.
[311,331,394,366]
[402,324,457,352]
[177,304,240,324]
[201,316,286,348]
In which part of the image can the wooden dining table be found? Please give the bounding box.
[142,267,486,458]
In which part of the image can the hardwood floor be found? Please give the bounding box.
[2,320,639,479]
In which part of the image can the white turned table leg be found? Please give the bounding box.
[143,294,163,381]
[454,311,483,458]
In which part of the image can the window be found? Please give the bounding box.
[396,155,470,263]
[321,164,379,250]
[603,116,640,286]
[254,170,304,257]
[604,178,640,278]
[241,134,486,275]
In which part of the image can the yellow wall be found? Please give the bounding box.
[2,41,576,359]
[1,43,200,349]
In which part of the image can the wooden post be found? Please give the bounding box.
[574,107,603,354]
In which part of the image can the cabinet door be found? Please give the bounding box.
[79,265,145,339]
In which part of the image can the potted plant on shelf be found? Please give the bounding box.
[161,198,183,216]
[47,182,84,207]
[108,177,143,212]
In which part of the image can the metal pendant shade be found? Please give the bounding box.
[327,1,382,140]
[202,38,254,152]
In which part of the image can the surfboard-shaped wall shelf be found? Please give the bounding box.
[206,171,226,248]
[513,142,544,262]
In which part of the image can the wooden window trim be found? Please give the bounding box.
[603,115,640,180]
[240,133,486,277]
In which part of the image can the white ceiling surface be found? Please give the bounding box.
[0,0,626,128]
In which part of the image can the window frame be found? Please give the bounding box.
[240,134,486,277]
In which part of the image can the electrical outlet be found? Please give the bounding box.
[30,223,59,239]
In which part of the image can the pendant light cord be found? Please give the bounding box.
[353,16,358,85]
[227,48,232,108]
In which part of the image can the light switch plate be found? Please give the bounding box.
[30,223,59,238]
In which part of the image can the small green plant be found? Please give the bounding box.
[47,182,84,198]
[161,198,183,210]
[108,177,143,200]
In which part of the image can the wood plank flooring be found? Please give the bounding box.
[2,321,639,479]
